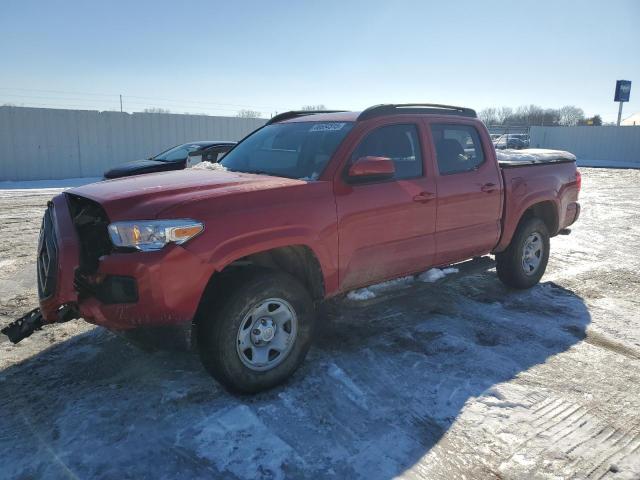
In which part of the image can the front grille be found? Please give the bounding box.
[66,193,112,273]
[37,203,58,299]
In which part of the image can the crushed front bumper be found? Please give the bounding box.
[1,309,44,344]
[1,305,78,344]
[77,245,213,330]
[37,193,213,331]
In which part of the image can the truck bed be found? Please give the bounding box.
[497,149,576,168]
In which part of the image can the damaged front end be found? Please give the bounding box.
[66,193,139,305]
[2,193,112,343]
[3,188,211,345]
[1,305,78,344]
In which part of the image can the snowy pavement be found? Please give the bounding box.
[0,177,102,198]
[1,168,639,479]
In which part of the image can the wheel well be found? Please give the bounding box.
[218,245,325,300]
[522,201,558,235]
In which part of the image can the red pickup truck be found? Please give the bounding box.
[4,104,581,393]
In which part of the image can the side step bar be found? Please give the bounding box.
[2,308,45,344]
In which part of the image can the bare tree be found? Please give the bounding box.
[479,104,591,127]
[236,109,262,118]
[300,104,327,111]
[143,107,171,113]
[497,107,513,124]
[558,105,585,126]
[479,107,499,125]
[479,107,516,125]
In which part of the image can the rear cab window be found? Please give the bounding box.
[430,124,484,175]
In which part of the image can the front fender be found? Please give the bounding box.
[186,225,339,297]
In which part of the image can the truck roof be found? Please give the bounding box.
[273,104,477,125]
[280,111,360,123]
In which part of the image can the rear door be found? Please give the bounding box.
[427,121,502,265]
[334,120,437,291]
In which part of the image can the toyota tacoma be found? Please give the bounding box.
[3,104,581,393]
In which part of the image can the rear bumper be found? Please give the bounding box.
[40,193,213,330]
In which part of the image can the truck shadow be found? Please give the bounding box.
[0,270,591,479]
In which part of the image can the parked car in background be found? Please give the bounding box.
[103,141,236,179]
[5,104,581,394]
[510,133,530,147]
[494,134,529,150]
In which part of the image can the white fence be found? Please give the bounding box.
[0,107,266,181]
[529,126,640,168]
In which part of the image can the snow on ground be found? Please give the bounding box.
[1,168,639,479]
[347,268,459,301]
[418,267,459,282]
[0,177,102,198]
[577,159,640,169]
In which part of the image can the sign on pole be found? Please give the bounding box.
[614,80,632,102]
[615,80,631,125]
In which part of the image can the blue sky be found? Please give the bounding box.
[1,0,639,121]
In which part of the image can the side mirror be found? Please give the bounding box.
[348,156,395,181]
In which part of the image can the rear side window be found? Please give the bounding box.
[350,124,423,180]
[431,124,484,174]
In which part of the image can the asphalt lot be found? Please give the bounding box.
[1,168,639,479]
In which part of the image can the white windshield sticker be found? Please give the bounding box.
[309,122,346,132]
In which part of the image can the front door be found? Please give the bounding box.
[334,121,437,291]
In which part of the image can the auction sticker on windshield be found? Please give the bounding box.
[309,122,346,132]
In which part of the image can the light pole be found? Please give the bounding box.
[617,102,624,126]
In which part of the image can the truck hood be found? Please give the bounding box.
[69,169,305,220]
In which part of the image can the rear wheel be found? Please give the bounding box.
[496,217,550,289]
[197,268,315,393]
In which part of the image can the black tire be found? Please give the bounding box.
[196,268,316,393]
[496,217,550,289]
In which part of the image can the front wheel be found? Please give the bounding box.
[197,269,315,393]
[496,217,550,289]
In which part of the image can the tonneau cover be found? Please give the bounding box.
[497,149,576,167]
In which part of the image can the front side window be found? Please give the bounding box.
[221,121,354,180]
[350,124,423,180]
[431,124,485,174]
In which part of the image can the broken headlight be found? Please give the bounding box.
[107,219,204,252]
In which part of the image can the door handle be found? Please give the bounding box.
[480,183,497,193]
[413,191,435,203]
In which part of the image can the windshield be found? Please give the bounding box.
[221,121,354,180]
[154,144,203,162]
